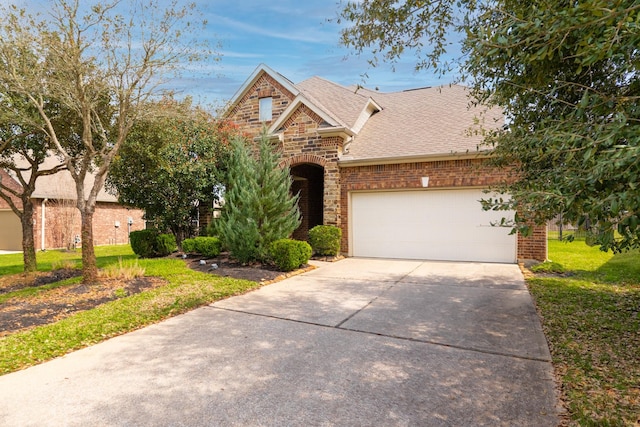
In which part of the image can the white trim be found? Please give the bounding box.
[41,198,47,251]
[339,150,493,167]
[267,94,341,133]
[352,98,382,134]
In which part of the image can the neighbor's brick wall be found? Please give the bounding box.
[339,159,547,261]
[91,202,145,246]
[33,200,145,249]
[0,169,24,210]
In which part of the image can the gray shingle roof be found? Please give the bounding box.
[8,154,117,202]
[294,79,503,163]
[295,76,371,129]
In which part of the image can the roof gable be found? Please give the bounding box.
[225,65,504,164]
[224,64,299,116]
[295,76,381,131]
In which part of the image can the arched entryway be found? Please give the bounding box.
[290,163,324,241]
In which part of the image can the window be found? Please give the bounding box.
[259,97,272,121]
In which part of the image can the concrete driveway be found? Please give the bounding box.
[0,258,558,426]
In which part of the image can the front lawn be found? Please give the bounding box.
[0,246,260,375]
[528,239,640,426]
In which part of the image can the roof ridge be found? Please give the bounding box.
[298,76,369,100]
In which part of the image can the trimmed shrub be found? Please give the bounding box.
[156,233,177,257]
[182,236,222,257]
[194,237,222,257]
[130,229,176,258]
[308,225,342,256]
[130,230,158,258]
[181,238,197,253]
[269,239,312,272]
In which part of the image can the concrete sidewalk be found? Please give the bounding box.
[0,258,559,426]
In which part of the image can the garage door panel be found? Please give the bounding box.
[0,211,23,251]
[351,189,516,263]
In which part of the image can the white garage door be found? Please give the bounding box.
[350,189,517,263]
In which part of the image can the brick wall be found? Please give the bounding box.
[0,169,24,210]
[227,72,295,135]
[279,108,341,226]
[227,79,343,227]
[339,158,547,261]
[33,199,145,249]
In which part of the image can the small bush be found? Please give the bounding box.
[194,237,222,257]
[308,225,341,256]
[182,237,222,257]
[156,234,177,257]
[181,238,197,253]
[51,259,79,270]
[130,230,158,258]
[269,239,312,272]
[130,230,176,258]
[530,261,566,274]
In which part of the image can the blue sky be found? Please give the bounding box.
[176,1,461,110]
[3,0,461,111]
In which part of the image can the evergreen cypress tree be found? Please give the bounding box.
[216,129,300,263]
[215,136,261,263]
[254,130,301,261]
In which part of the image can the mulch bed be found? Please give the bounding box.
[0,253,328,338]
[184,253,311,284]
[0,271,166,337]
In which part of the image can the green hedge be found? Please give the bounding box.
[182,237,222,258]
[308,225,341,256]
[269,239,312,272]
[181,238,197,253]
[130,230,176,258]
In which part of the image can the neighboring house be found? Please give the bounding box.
[0,155,145,251]
[223,64,547,263]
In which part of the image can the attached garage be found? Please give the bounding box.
[0,210,22,251]
[349,189,517,263]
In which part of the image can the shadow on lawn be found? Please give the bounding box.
[0,251,138,277]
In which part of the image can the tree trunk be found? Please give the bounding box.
[80,210,99,284]
[21,200,37,273]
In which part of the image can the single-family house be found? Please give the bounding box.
[223,64,547,263]
[0,155,145,251]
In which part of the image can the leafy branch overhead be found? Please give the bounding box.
[339,0,640,252]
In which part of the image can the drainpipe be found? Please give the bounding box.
[41,199,47,251]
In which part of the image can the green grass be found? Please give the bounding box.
[528,239,640,426]
[0,246,260,375]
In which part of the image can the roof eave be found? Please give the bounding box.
[338,150,493,167]
[317,126,355,139]
[267,94,342,134]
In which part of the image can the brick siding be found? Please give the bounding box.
[0,169,24,210]
[227,72,295,134]
[33,200,145,249]
[227,77,342,227]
